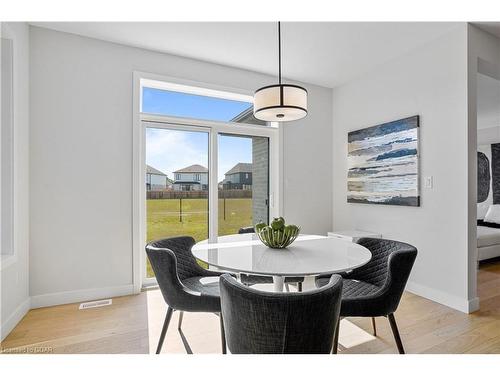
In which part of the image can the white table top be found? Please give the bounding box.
[191,233,372,277]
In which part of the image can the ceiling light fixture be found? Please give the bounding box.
[253,22,308,122]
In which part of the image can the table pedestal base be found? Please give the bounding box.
[272,276,284,292]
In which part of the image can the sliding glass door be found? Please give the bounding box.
[142,122,276,282]
[145,126,210,278]
[218,133,269,236]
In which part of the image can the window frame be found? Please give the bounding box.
[133,72,282,290]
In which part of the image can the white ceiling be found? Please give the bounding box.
[30,22,462,88]
[478,73,500,130]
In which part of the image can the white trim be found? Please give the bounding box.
[406,281,477,314]
[142,113,279,133]
[0,253,17,270]
[468,297,480,312]
[30,284,135,309]
[132,72,143,294]
[0,297,30,341]
[209,129,218,240]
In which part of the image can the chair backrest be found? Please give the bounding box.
[220,274,343,354]
[146,236,202,281]
[145,236,210,309]
[238,226,255,234]
[352,238,417,311]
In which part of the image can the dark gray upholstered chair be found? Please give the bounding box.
[220,273,343,354]
[315,238,417,354]
[237,226,304,291]
[145,236,228,354]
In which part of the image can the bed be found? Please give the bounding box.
[477,220,500,261]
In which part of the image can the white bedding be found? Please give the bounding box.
[477,225,500,248]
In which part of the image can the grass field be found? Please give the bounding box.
[146,198,252,277]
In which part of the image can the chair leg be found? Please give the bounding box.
[371,317,377,336]
[298,282,303,292]
[219,313,227,354]
[332,319,340,354]
[387,313,405,354]
[178,311,184,330]
[156,307,173,354]
[177,312,193,354]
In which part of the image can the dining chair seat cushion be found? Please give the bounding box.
[182,276,221,297]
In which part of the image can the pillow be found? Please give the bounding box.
[484,205,500,224]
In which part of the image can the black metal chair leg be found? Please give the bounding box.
[371,317,377,336]
[156,307,173,354]
[178,311,184,330]
[387,313,405,354]
[176,312,193,354]
[332,319,340,354]
[298,282,303,292]
[219,313,227,354]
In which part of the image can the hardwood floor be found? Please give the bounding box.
[2,262,500,354]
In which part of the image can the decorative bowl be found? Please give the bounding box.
[254,218,300,249]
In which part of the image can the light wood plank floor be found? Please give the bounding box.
[2,262,500,354]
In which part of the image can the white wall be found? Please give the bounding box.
[1,22,30,340]
[29,26,332,305]
[331,25,474,312]
[478,126,500,145]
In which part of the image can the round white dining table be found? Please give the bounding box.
[191,233,372,292]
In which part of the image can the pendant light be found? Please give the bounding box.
[253,22,308,122]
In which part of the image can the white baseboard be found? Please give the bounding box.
[406,281,478,313]
[30,284,136,309]
[1,297,31,341]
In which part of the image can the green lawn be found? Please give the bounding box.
[146,198,253,278]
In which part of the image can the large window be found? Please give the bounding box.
[136,76,279,285]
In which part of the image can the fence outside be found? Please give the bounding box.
[147,189,252,200]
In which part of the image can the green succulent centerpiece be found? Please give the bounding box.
[254,217,300,249]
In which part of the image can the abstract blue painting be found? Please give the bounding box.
[347,116,420,206]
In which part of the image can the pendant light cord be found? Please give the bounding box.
[278,21,281,85]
